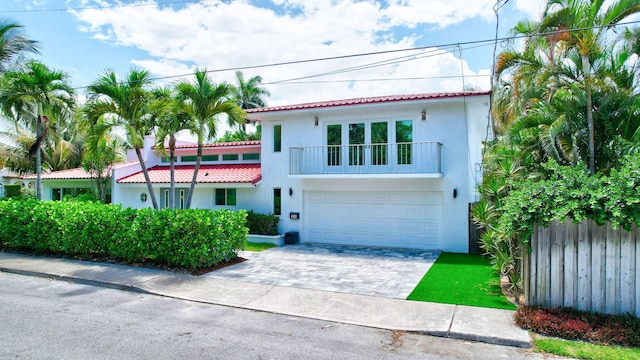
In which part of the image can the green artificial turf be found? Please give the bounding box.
[406,252,517,310]
[534,338,640,360]
[243,241,277,252]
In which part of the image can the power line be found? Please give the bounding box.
[0,19,638,97]
[2,0,212,13]
[136,19,640,86]
[263,74,490,86]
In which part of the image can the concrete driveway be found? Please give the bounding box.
[204,244,440,299]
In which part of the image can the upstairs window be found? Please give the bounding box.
[243,153,260,160]
[327,124,341,166]
[396,120,413,165]
[222,154,239,161]
[274,124,282,152]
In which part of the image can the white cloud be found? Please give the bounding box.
[513,0,546,19]
[383,0,496,28]
[71,0,492,107]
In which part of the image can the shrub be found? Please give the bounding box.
[246,210,279,235]
[63,193,100,203]
[3,184,21,198]
[0,199,248,270]
[516,306,640,347]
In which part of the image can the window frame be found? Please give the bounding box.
[215,188,237,206]
[273,124,282,153]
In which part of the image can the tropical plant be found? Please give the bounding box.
[0,60,75,199]
[216,128,261,142]
[150,86,193,209]
[231,71,270,132]
[480,0,640,297]
[0,18,38,73]
[82,137,124,203]
[84,68,159,209]
[175,68,245,209]
[539,0,640,174]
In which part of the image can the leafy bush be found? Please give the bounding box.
[0,199,248,270]
[3,184,21,198]
[516,306,640,347]
[476,154,640,297]
[246,210,279,235]
[19,187,36,198]
[63,193,100,203]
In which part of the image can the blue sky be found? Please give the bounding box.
[4,0,546,106]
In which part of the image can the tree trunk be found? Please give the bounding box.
[582,54,595,175]
[35,104,43,200]
[135,146,159,210]
[169,135,176,210]
[185,142,202,209]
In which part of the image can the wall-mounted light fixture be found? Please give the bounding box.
[314,116,319,126]
[289,188,293,196]
[421,110,427,121]
[453,188,458,198]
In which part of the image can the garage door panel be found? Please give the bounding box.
[303,190,442,249]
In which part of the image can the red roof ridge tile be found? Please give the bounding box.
[246,90,491,114]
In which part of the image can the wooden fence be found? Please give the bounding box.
[524,219,640,317]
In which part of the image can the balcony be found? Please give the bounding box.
[289,142,442,177]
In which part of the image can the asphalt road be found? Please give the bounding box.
[0,272,553,359]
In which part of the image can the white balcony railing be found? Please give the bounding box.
[289,142,442,176]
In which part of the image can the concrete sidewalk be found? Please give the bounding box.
[0,252,531,348]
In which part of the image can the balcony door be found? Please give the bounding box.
[326,120,394,173]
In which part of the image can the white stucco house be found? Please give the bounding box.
[27,90,491,253]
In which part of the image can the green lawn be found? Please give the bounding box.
[243,241,277,252]
[535,338,640,360]
[406,252,516,310]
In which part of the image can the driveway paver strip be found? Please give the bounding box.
[205,244,440,299]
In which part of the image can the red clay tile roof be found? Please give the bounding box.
[116,164,262,184]
[22,160,140,180]
[172,140,261,150]
[246,91,491,114]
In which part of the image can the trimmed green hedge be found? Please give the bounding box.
[0,199,247,269]
[246,210,279,235]
[3,184,21,198]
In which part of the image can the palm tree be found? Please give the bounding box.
[1,60,75,199]
[150,87,193,209]
[0,19,38,73]
[231,71,270,131]
[85,68,159,209]
[540,0,640,174]
[175,68,245,209]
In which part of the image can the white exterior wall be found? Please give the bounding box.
[257,95,490,253]
[40,180,99,201]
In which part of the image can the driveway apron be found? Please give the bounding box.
[204,244,440,299]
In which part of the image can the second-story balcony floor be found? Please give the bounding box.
[289,142,442,178]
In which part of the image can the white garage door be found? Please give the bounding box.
[303,190,443,249]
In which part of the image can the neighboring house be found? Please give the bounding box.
[1,168,32,197]
[21,160,141,202]
[29,90,491,253]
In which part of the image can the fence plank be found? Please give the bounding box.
[526,229,537,304]
[620,228,634,314]
[605,224,621,314]
[550,221,564,306]
[577,220,592,311]
[538,225,551,306]
[636,227,640,318]
[591,222,606,313]
[563,221,577,308]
